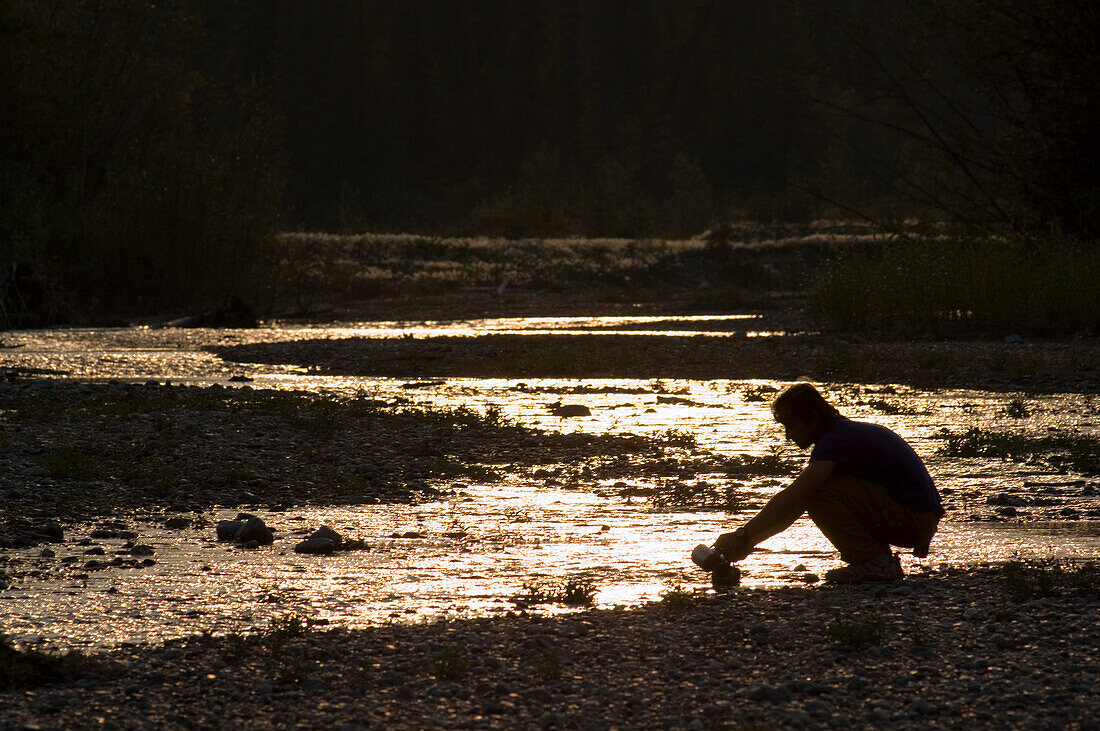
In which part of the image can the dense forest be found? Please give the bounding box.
[1,0,1096,321]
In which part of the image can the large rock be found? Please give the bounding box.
[216,520,244,541]
[293,526,345,555]
[309,526,343,548]
[548,403,591,417]
[235,517,273,545]
[294,536,336,555]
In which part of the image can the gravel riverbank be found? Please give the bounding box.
[0,379,712,549]
[1,565,1096,729]
[2,317,1098,729]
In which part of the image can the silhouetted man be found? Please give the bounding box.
[711,383,944,584]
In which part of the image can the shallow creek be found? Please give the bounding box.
[2,316,1098,651]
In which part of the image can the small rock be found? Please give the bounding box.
[525,688,552,704]
[747,684,792,703]
[910,698,932,715]
[41,523,64,542]
[164,517,192,529]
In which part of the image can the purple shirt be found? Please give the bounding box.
[810,417,941,512]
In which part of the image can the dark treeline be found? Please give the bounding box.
[268,1,897,234]
[2,0,1096,322]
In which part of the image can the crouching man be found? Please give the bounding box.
[712,383,944,584]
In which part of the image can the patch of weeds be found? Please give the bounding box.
[225,463,256,487]
[1002,398,1030,419]
[559,578,598,606]
[649,479,743,510]
[936,427,1100,474]
[658,584,700,610]
[267,614,307,641]
[431,645,470,680]
[1065,562,1100,595]
[660,429,697,448]
[530,647,563,681]
[39,446,101,481]
[741,384,778,403]
[823,610,886,648]
[1001,560,1062,598]
[220,631,251,661]
[513,578,598,607]
[1001,560,1100,598]
[483,405,507,427]
[0,633,100,689]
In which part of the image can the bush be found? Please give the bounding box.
[1,1,285,323]
[812,237,1100,334]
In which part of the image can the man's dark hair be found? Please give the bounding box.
[771,383,840,425]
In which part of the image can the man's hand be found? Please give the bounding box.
[713,530,752,562]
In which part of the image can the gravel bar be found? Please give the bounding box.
[0,566,1096,729]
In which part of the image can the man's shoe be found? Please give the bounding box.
[824,552,903,584]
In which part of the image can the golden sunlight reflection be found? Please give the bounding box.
[2,322,1098,651]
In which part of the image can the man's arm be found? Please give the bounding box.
[713,460,836,561]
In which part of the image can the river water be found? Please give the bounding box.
[2,316,1098,651]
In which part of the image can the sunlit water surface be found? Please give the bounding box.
[2,318,1098,651]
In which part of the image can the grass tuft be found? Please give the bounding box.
[431,645,470,681]
[529,647,563,681]
[823,610,887,648]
